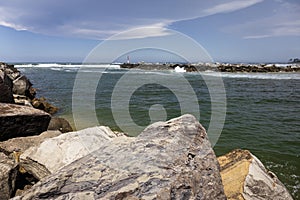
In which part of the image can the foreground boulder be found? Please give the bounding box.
[0,103,51,141]
[20,126,121,179]
[14,114,226,199]
[0,152,18,200]
[0,131,62,199]
[218,149,293,200]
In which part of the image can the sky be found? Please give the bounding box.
[0,0,299,63]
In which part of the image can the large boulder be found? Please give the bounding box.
[12,75,32,96]
[20,126,122,179]
[0,103,51,141]
[13,114,226,199]
[0,152,18,200]
[0,73,14,103]
[218,149,293,200]
[0,130,62,199]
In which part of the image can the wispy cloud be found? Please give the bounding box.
[223,1,300,39]
[203,0,264,15]
[0,0,264,40]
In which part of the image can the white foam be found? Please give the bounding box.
[174,66,186,72]
[200,72,300,80]
[14,63,121,69]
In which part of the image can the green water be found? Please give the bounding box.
[19,66,300,199]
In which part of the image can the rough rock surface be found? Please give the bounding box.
[47,117,73,133]
[13,114,226,200]
[31,97,59,115]
[0,130,62,155]
[0,73,14,103]
[0,103,51,141]
[20,126,122,179]
[0,152,18,200]
[218,149,293,200]
[0,130,62,199]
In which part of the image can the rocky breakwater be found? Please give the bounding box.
[120,62,300,73]
[0,114,289,200]
[0,62,58,114]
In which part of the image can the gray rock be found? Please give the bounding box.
[0,152,18,200]
[0,130,62,155]
[243,153,293,200]
[20,126,122,179]
[0,103,51,141]
[12,75,32,96]
[14,114,226,200]
[47,117,73,133]
[218,149,293,200]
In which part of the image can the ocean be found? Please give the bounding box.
[16,63,300,199]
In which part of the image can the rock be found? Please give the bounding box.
[218,149,293,200]
[0,130,62,155]
[0,103,51,141]
[14,114,226,199]
[12,75,32,96]
[0,74,14,103]
[0,131,62,199]
[31,97,59,114]
[13,94,32,107]
[47,117,73,133]
[20,126,122,180]
[0,152,18,200]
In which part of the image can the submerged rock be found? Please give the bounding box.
[13,114,226,200]
[218,149,293,200]
[0,103,51,141]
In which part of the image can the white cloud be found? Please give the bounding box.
[226,1,300,39]
[203,0,264,15]
[0,0,264,40]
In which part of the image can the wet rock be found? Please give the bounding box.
[31,97,59,114]
[0,103,51,141]
[13,114,226,200]
[47,117,73,133]
[218,149,293,200]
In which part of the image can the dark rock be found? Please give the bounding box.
[0,74,14,103]
[0,103,51,141]
[12,114,226,200]
[47,117,73,133]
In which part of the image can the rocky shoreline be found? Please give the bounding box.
[0,62,294,199]
[120,62,300,73]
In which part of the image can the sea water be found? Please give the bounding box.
[16,63,300,199]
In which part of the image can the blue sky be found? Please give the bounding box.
[0,0,299,63]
